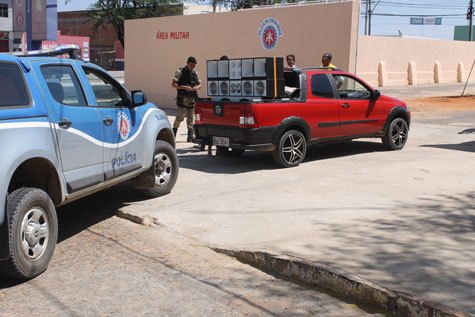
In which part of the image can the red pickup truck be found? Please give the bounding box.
[193,67,410,167]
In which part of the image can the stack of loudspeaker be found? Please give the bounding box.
[207,57,285,101]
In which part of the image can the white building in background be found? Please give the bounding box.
[0,0,13,52]
[0,0,25,52]
[183,2,230,15]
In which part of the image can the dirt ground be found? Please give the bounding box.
[404,95,475,115]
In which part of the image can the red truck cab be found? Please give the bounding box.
[194,67,410,167]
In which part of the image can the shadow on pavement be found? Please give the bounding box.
[459,128,475,134]
[0,182,150,289]
[420,140,475,153]
[177,139,387,174]
[300,191,475,314]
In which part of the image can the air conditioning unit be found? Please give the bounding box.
[230,80,242,96]
[229,59,242,80]
[208,80,218,96]
[219,81,229,96]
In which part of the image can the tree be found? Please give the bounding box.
[208,0,300,11]
[65,0,183,48]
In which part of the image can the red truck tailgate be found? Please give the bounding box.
[196,101,247,127]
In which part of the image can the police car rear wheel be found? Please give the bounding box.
[0,188,58,280]
[142,141,179,198]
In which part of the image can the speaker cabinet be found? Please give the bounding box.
[207,60,218,79]
[242,80,253,96]
[253,80,266,97]
[242,59,254,78]
[229,59,242,80]
[230,80,242,96]
[218,60,229,78]
[219,81,229,96]
[253,58,267,77]
[207,57,285,99]
[208,80,218,96]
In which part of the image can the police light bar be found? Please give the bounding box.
[9,44,82,59]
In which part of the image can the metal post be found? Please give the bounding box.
[364,0,368,35]
[462,58,475,96]
[26,0,31,51]
[368,0,372,36]
[469,0,474,41]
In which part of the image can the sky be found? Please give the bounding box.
[58,0,473,40]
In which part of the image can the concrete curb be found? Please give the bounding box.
[212,247,473,317]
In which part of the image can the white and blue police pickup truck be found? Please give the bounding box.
[0,45,178,279]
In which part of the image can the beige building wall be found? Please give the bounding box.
[357,35,475,87]
[124,1,359,108]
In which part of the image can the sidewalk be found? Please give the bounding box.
[379,81,475,99]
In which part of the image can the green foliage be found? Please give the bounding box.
[209,0,299,11]
[66,0,183,48]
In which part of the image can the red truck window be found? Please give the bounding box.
[332,75,372,100]
[311,74,334,98]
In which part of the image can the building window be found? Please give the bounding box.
[0,4,8,18]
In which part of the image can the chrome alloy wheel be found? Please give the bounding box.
[154,153,172,187]
[281,132,306,166]
[20,207,49,261]
[390,119,408,147]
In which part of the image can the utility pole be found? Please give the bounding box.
[469,0,474,41]
[364,0,368,35]
[368,0,372,35]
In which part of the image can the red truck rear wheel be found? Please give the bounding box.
[272,130,307,168]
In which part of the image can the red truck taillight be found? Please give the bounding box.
[195,109,203,124]
[239,111,257,128]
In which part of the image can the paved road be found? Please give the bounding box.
[113,75,475,313]
[0,203,378,316]
[116,99,475,314]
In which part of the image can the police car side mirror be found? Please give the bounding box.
[131,90,147,107]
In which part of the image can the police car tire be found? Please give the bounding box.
[0,188,57,280]
[142,140,179,198]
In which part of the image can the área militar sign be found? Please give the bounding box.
[156,31,190,40]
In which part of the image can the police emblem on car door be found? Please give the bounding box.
[83,67,143,180]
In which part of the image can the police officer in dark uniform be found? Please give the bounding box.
[172,56,202,142]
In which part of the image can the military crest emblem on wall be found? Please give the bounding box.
[258,17,283,51]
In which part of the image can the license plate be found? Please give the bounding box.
[213,136,230,147]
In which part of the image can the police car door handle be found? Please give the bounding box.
[58,118,72,129]
[103,116,114,126]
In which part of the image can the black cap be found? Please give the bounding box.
[187,56,197,64]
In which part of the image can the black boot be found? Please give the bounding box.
[173,128,177,136]
[187,129,193,142]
